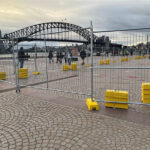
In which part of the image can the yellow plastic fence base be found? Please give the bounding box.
[32,72,40,75]
[142,99,150,104]
[86,98,99,111]
[120,58,125,62]
[142,83,150,89]
[18,68,28,79]
[0,72,6,80]
[71,63,77,70]
[134,56,137,59]
[63,65,69,71]
[85,64,90,67]
[142,83,150,104]
[105,59,110,64]
[125,57,128,61]
[142,89,150,95]
[100,60,105,65]
[111,60,116,63]
[105,90,128,109]
[105,97,128,109]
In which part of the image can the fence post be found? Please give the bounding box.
[90,21,94,101]
[15,39,20,92]
[12,39,16,75]
[34,44,37,72]
[44,34,49,89]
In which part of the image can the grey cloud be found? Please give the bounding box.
[1,0,150,33]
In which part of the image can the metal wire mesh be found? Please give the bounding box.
[93,28,150,105]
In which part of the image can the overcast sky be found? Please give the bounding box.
[0,0,150,34]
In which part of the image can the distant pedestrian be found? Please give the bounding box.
[56,52,59,63]
[48,51,53,63]
[80,50,86,65]
[59,52,63,63]
[18,47,25,68]
[67,51,72,65]
[64,52,67,63]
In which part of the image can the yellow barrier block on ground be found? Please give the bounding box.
[105,97,128,109]
[100,60,105,65]
[85,64,90,67]
[63,65,69,71]
[142,83,150,104]
[71,63,77,70]
[0,72,6,80]
[32,72,40,75]
[142,83,150,90]
[125,57,128,61]
[105,59,110,64]
[143,55,147,58]
[142,89,150,95]
[120,58,124,62]
[105,90,128,109]
[134,56,137,59]
[111,60,116,63]
[86,98,99,111]
[18,68,28,79]
[105,90,128,99]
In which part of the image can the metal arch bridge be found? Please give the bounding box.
[3,22,98,44]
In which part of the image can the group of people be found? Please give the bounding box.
[48,50,86,65]
[48,51,72,65]
[17,47,87,69]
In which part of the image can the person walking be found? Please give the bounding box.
[64,51,67,63]
[56,51,59,63]
[80,49,86,65]
[67,51,72,65]
[48,51,53,63]
[59,52,63,63]
[18,47,25,68]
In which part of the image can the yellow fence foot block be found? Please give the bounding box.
[125,57,128,61]
[105,59,110,64]
[85,64,90,67]
[100,60,105,64]
[142,83,150,104]
[120,58,125,62]
[63,65,69,71]
[111,60,116,63]
[105,90,128,109]
[0,72,6,80]
[18,68,28,79]
[86,98,99,111]
[32,72,40,75]
[71,63,77,70]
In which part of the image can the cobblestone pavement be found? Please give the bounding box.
[0,89,149,150]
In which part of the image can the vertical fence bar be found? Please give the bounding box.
[34,44,37,72]
[12,39,16,75]
[44,34,49,89]
[90,21,94,101]
[15,39,20,92]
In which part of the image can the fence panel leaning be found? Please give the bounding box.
[93,28,150,108]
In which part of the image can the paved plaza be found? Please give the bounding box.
[0,56,150,149]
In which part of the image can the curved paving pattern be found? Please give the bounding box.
[0,92,149,150]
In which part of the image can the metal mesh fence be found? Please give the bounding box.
[93,28,150,105]
[1,26,150,106]
[0,27,92,98]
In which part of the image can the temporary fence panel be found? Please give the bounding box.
[93,28,150,106]
[0,26,93,99]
